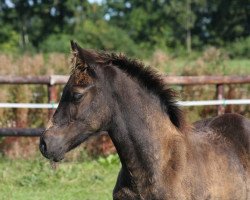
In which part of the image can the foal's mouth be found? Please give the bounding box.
[50,153,65,162]
[41,150,65,162]
[50,153,65,163]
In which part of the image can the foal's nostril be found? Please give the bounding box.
[40,138,47,155]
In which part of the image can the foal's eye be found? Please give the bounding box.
[72,92,83,101]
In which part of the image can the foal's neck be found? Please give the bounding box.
[108,76,186,197]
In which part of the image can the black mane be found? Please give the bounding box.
[110,54,185,131]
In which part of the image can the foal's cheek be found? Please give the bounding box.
[85,110,108,132]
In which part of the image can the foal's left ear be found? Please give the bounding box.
[70,40,98,66]
[70,40,79,53]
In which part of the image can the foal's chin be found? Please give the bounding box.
[51,153,65,162]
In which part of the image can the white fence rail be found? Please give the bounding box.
[0,99,250,109]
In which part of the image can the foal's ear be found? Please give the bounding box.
[70,40,79,53]
[70,40,97,66]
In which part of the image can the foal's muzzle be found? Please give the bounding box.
[39,131,65,162]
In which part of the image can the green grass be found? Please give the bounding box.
[0,154,120,200]
[223,59,250,75]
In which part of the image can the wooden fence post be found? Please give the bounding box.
[48,77,57,119]
[216,84,225,115]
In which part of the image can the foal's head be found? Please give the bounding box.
[40,42,113,161]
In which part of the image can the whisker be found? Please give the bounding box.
[50,159,59,170]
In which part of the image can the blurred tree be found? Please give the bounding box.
[0,2,19,52]
[0,0,249,55]
[193,0,250,46]
[39,1,139,56]
[104,0,205,53]
[0,0,76,50]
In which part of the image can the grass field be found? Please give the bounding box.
[0,154,120,200]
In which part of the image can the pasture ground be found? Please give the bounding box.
[0,154,120,200]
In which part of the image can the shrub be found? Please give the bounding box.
[39,34,72,53]
[0,25,20,54]
[74,20,141,57]
[226,37,250,58]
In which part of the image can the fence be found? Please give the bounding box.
[0,75,250,136]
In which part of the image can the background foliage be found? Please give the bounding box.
[0,0,249,57]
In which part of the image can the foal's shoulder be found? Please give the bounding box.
[193,113,250,153]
